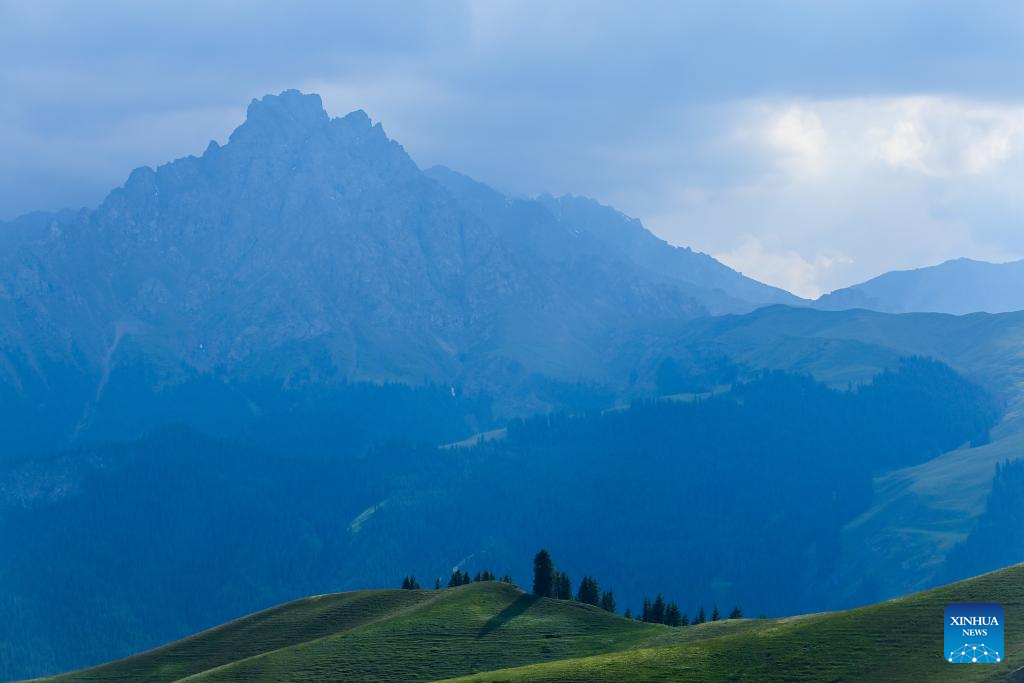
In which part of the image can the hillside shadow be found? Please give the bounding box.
[478,594,538,638]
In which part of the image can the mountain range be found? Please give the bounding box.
[0,90,805,458]
[3,89,1021,461]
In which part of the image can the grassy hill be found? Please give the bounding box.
[36,565,1024,682]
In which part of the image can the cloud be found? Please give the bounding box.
[715,237,850,299]
[622,95,1024,295]
[872,118,932,174]
[865,98,1024,176]
[760,106,828,177]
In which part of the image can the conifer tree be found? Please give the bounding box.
[401,576,411,590]
[533,549,555,597]
[474,571,482,582]
[600,590,616,613]
[434,577,441,590]
[576,576,600,606]
[680,611,690,626]
[642,596,652,622]
[729,606,743,619]
[624,607,632,620]
[651,594,666,624]
[501,574,513,584]
[694,607,706,624]
[448,570,461,588]
[555,571,572,599]
[665,601,682,627]
[461,570,471,586]
[711,605,720,622]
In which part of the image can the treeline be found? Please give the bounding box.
[399,570,513,590]
[531,549,738,627]
[636,596,740,626]
[400,549,741,629]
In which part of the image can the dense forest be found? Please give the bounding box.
[943,458,1024,582]
[0,357,999,679]
[72,367,496,459]
[353,357,997,622]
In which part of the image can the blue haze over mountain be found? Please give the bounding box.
[5,89,1024,682]
[0,90,801,457]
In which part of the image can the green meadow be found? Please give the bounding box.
[36,564,1024,682]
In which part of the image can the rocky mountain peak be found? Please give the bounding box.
[248,89,328,128]
[227,89,330,148]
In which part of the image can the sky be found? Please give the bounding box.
[2,1,1024,297]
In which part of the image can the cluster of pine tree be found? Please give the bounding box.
[440,568,512,588]
[447,570,472,587]
[533,548,739,627]
[532,550,616,612]
[409,550,739,629]
[638,597,741,626]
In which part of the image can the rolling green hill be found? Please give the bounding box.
[37,565,1024,682]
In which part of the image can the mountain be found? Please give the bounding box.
[0,89,799,458]
[41,564,1024,682]
[817,257,1024,314]
[426,165,801,314]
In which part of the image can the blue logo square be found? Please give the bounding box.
[945,603,1003,663]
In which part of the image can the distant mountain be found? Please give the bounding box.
[817,257,1024,314]
[0,89,799,457]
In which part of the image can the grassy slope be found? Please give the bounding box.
[39,565,1024,682]
[38,589,434,682]
[38,582,697,682]
[447,564,1024,682]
